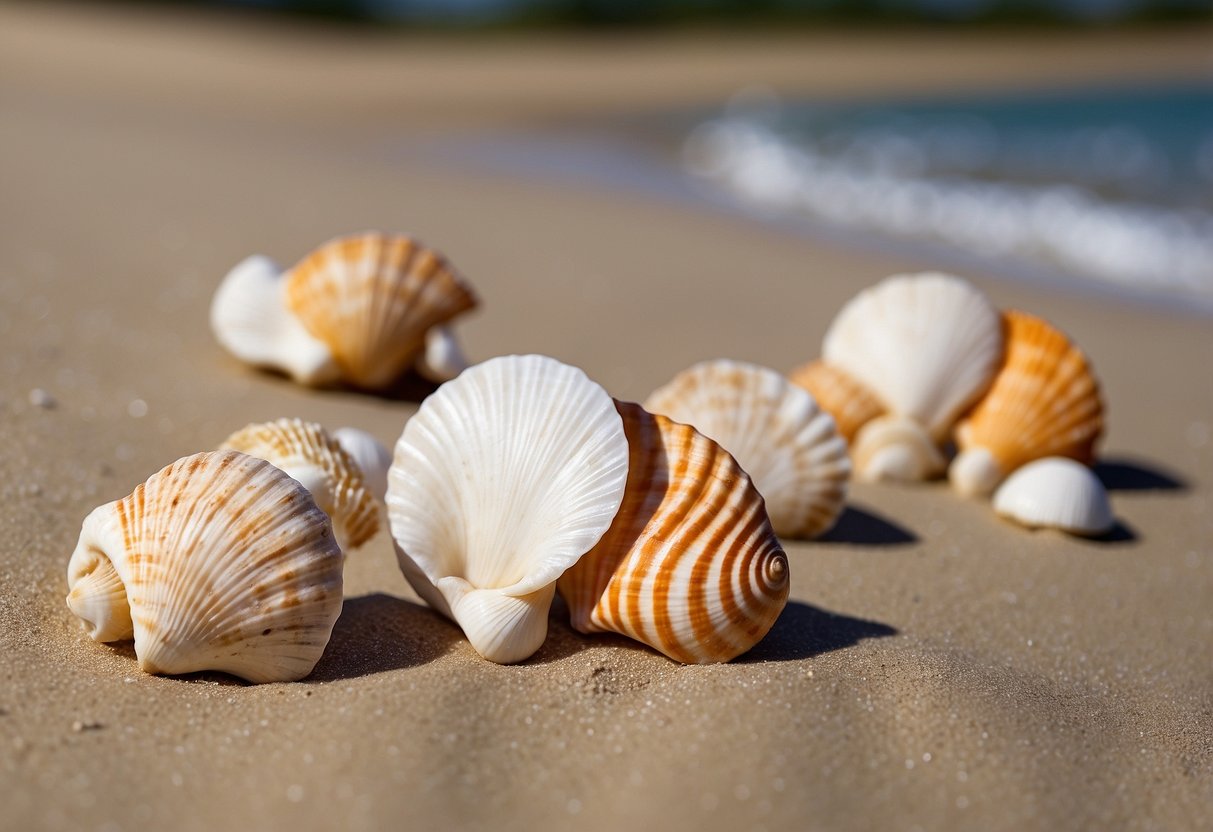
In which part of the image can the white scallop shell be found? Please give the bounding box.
[386,355,630,664]
[65,451,344,683]
[644,359,850,539]
[823,272,1003,440]
[333,427,393,502]
[209,255,339,386]
[992,457,1114,536]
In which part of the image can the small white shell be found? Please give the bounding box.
[386,355,630,664]
[992,457,1114,536]
[210,255,339,386]
[851,414,947,483]
[65,451,344,683]
[644,359,850,539]
[415,326,470,384]
[824,271,1003,442]
[333,427,393,502]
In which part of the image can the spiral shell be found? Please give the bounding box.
[285,232,477,389]
[386,355,630,664]
[645,359,850,539]
[220,418,381,548]
[557,401,789,664]
[65,451,344,683]
[824,272,1003,481]
[949,310,1103,497]
[788,359,884,443]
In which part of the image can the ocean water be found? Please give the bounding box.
[684,84,1213,303]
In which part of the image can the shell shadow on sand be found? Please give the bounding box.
[817,504,917,546]
[1094,456,1188,492]
[307,593,461,681]
[738,600,897,663]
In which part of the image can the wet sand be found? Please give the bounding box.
[1,4,1211,831]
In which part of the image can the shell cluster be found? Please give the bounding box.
[644,359,850,540]
[790,272,1112,536]
[210,231,478,389]
[65,230,1129,682]
[66,422,392,682]
[386,354,790,664]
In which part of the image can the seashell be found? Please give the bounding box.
[285,232,478,389]
[333,427,393,502]
[210,232,477,389]
[220,418,381,549]
[788,359,884,442]
[850,414,947,483]
[557,401,789,664]
[992,457,1114,536]
[949,310,1103,497]
[644,359,850,539]
[823,272,1003,481]
[65,451,344,683]
[386,355,630,664]
[210,255,339,386]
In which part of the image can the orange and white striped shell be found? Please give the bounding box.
[65,451,344,683]
[220,418,381,548]
[788,359,884,443]
[644,359,850,539]
[949,311,1103,497]
[557,401,789,664]
[285,232,478,389]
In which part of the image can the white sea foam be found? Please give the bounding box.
[684,116,1213,298]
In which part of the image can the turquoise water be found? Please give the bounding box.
[685,83,1213,299]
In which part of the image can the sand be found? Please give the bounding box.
[1,4,1211,831]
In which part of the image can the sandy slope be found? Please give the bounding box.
[1,4,1211,831]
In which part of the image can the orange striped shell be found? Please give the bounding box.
[284,232,478,389]
[220,418,381,549]
[788,359,884,442]
[950,310,1103,496]
[557,401,789,664]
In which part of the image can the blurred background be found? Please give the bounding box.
[3,0,1211,309]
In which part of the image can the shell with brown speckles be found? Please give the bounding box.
[65,451,344,683]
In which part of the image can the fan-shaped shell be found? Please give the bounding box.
[823,272,1003,440]
[557,401,789,663]
[386,355,630,664]
[788,359,884,442]
[645,359,850,539]
[284,232,477,389]
[992,457,1114,536]
[950,310,1103,497]
[65,451,344,683]
[220,419,381,548]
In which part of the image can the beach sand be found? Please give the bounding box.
[1,4,1211,830]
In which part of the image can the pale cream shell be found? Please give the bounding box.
[992,456,1114,536]
[285,232,478,389]
[220,418,381,549]
[557,401,789,664]
[645,359,850,539]
[65,451,344,683]
[386,354,630,664]
[823,272,1003,440]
